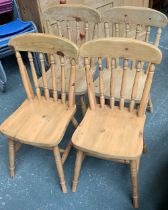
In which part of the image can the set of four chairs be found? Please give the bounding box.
[0,4,167,208]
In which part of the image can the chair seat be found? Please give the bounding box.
[0,97,76,147]
[94,67,147,102]
[72,105,145,160]
[38,63,96,95]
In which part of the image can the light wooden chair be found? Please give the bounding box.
[39,4,101,115]
[0,33,79,193]
[71,38,162,208]
[94,6,167,113]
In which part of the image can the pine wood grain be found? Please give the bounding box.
[72,38,162,207]
[94,66,147,102]
[0,98,76,147]
[1,33,79,192]
[38,65,96,95]
[72,105,145,160]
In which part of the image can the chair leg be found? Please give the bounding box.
[15,142,22,152]
[130,160,139,208]
[131,60,136,70]
[71,117,78,129]
[143,142,147,154]
[8,139,15,177]
[0,60,7,92]
[147,95,153,113]
[136,158,140,173]
[53,146,67,193]
[149,0,153,8]
[72,150,84,192]
[62,141,73,164]
[80,95,87,116]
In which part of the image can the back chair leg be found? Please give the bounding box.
[62,141,73,164]
[131,60,136,70]
[15,142,22,152]
[8,139,15,177]
[148,95,153,113]
[143,142,147,153]
[53,146,67,193]
[71,117,78,129]
[130,160,138,208]
[80,95,87,115]
[72,150,85,192]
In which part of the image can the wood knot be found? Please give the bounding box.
[57,51,64,57]
[60,0,66,4]
[73,16,81,22]
[80,32,85,39]
[99,66,103,71]
[139,131,143,138]
[100,128,106,133]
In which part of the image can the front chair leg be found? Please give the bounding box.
[53,146,67,193]
[8,139,15,177]
[72,150,85,192]
[136,158,141,173]
[130,160,139,208]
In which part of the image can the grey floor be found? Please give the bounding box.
[0,27,168,210]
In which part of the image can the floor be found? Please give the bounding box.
[0,27,168,210]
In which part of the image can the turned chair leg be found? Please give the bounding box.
[62,141,73,164]
[130,160,139,208]
[80,95,87,116]
[72,150,85,192]
[53,146,67,193]
[147,95,153,113]
[136,158,141,173]
[8,139,15,177]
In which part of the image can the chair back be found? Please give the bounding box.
[80,38,162,116]
[102,6,168,46]
[101,6,167,70]
[9,33,78,107]
[43,4,101,46]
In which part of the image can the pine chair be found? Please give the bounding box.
[39,4,101,115]
[94,6,167,113]
[0,33,79,193]
[71,38,162,208]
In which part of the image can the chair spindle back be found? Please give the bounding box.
[43,4,101,46]
[102,6,167,44]
[80,38,162,116]
[102,6,167,70]
[9,33,79,107]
